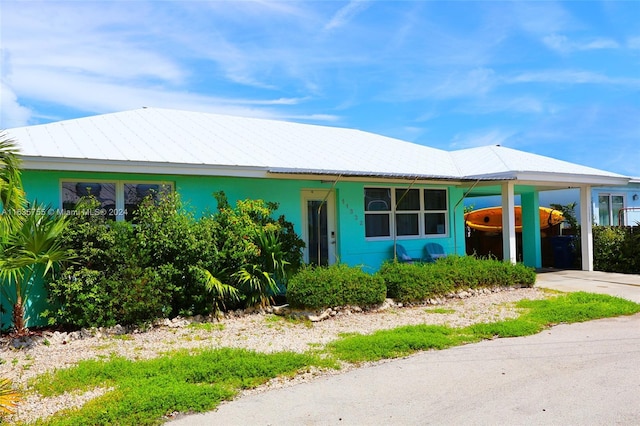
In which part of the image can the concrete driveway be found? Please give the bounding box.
[535,269,640,303]
[169,271,640,426]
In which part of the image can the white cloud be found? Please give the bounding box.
[457,96,546,115]
[324,1,370,32]
[430,68,497,99]
[543,34,620,53]
[512,2,575,35]
[449,129,516,150]
[628,37,640,50]
[508,70,640,87]
[0,81,32,128]
[284,113,340,122]
[6,68,310,122]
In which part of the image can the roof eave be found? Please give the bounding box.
[20,156,271,178]
[463,171,629,186]
[268,167,460,181]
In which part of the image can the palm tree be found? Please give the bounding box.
[0,133,72,335]
[0,135,25,236]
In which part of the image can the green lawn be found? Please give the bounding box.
[24,292,640,425]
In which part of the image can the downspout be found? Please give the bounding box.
[393,176,420,261]
[453,179,481,255]
[317,175,342,265]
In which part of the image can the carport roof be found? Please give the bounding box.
[6,107,630,186]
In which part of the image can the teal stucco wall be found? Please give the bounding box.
[3,169,464,329]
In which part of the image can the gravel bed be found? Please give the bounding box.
[1,287,546,424]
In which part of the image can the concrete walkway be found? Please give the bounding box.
[169,271,640,426]
[535,269,640,303]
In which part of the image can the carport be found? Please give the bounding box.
[453,146,629,271]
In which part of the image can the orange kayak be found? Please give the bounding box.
[464,206,564,232]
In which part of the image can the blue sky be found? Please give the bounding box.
[1,1,639,176]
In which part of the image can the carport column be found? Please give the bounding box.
[580,185,594,271]
[501,182,517,264]
[521,191,542,268]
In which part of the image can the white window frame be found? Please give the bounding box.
[364,186,449,240]
[597,193,626,226]
[60,179,174,221]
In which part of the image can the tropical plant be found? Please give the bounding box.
[0,134,73,334]
[0,135,26,235]
[0,203,73,334]
[0,378,19,417]
[233,228,291,307]
[194,267,240,317]
[550,202,578,231]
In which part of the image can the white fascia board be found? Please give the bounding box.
[269,168,461,181]
[21,157,270,178]
[512,172,629,186]
[463,171,629,187]
[266,172,464,185]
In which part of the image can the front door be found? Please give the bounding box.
[301,190,337,266]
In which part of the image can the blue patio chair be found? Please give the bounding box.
[423,242,446,263]
[395,244,420,263]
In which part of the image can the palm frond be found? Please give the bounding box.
[0,378,19,416]
[197,267,240,316]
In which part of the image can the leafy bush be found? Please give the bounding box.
[379,261,453,303]
[204,192,304,281]
[593,226,640,274]
[378,256,536,304]
[436,256,535,289]
[287,264,386,309]
[44,192,305,328]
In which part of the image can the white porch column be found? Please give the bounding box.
[580,185,594,271]
[501,182,517,264]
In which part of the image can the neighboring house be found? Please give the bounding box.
[5,108,631,274]
[592,178,640,226]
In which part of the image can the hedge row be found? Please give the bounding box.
[287,256,536,309]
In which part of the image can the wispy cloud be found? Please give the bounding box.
[381,67,498,103]
[628,36,640,50]
[449,129,516,150]
[456,96,547,115]
[508,70,640,87]
[285,113,341,122]
[324,1,370,32]
[543,34,620,53]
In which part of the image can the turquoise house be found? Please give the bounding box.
[2,108,631,327]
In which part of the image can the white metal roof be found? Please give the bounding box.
[8,108,460,180]
[450,145,628,185]
[5,107,630,186]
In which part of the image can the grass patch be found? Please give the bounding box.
[327,325,478,363]
[517,291,640,325]
[24,291,640,424]
[187,322,225,332]
[327,292,640,363]
[111,334,134,341]
[424,307,455,314]
[31,348,337,425]
[465,319,544,339]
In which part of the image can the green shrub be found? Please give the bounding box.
[133,192,211,315]
[378,261,453,303]
[287,264,386,309]
[45,267,115,328]
[44,192,306,328]
[593,226,640,274]
[377,256,536,304]
[205,192,304,280]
